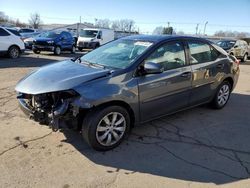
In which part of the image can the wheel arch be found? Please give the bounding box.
[8,44,21,52]
[223,77,234,91]
[86,100,136,128]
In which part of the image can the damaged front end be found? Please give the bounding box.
[17,90,81,131]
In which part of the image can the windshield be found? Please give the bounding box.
[79,30,98,38]
[39,32,60,38]
[80,39,153,69]
[217,41,236,49]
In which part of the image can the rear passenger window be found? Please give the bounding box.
[188,41,220,64]
[0,28,10,36]
[145,42,186,71]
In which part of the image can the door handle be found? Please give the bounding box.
[216,64,224,69]
[181,72,191,78]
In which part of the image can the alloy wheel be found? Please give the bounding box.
[217,84,230,106]
[96,112,126,146]
[10,47,19,58]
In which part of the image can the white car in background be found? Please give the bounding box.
[0,27,25,58]
[77,28,114,51]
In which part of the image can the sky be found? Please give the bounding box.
[1,0,250,35]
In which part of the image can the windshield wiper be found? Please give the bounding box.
[81,60,106,69]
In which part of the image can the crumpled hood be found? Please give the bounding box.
[15,60,110,95]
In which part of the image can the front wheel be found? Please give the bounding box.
[242,53,248,62]
[210,81,231,109]
[82,106,131,151]
[54,46,61,55]
[78,47,83,52]
[8,46,20,58]
[71,45,76,54]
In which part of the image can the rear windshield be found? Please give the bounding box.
[7,29,21,36]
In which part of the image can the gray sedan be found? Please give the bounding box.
[15,35,240,151]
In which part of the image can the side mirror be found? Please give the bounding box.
[97,34,102,39]
[234,45,238,48]
[60,37,65,41]
[143,62,164,74]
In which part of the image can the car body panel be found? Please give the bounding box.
[15,60,110,95]
[15,35,240,129]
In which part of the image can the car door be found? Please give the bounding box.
[137,41,192,122]
[0,28,11,51]
[186,40,223,105]
[60,32,70,49]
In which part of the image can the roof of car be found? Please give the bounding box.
[123,34,210,43]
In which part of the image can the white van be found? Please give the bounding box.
[77,28,114,51]
[0,27,25,58]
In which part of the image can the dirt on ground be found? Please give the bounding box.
[0,52,250,188]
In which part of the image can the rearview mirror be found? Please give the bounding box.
[234,45,238,48]
[144,62,164,74]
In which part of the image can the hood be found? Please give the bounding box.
[15,60,110,95]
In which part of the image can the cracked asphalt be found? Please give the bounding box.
[0,51,250,188]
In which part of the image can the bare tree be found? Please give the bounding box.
[111,19,135,32]
[153,26,164,35]
[29,12,42,29]
[95,19,111,29]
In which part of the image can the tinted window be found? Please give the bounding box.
[0,28,10,36]
[7,29,21,36]
[145,42,186,71]
[188,41,220,64]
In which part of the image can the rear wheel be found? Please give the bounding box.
[82,106,131,151]
[71,45,76,54]
[242,53,248,62]
[8,46,20,58]
[54,46,61,55]
[210,81,231,109]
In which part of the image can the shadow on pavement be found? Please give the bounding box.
[62,92,250,185]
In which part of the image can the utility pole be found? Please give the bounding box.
[195,24,199,35]
[203,21,208,36]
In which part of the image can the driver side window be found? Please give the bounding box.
[145,41,186,71]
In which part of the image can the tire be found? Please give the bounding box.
[71,45,76,54]
[210,81,231,109]
[241,53,248,62]
[94,43,100,49]
[33,49,40,54]
[54,46,61,55]
[8,46,20,58]
[78,47,83,52]
[82,106,131,151]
